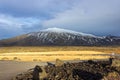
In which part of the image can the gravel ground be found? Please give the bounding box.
[0,61,46,80]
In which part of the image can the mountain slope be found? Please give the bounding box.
[0,28,120,46]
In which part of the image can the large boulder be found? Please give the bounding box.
[39,66,47,79]
[33,65,43,80]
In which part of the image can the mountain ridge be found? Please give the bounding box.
[0,28,120,46]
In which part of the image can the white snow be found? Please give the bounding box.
[41,27,96,37]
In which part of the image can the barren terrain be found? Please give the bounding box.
[0,46,120,80]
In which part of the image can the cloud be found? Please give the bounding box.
[0,14,22,30]
[0,0,120,39]
[0,14,41,39]
[0,14,41,29]
[0,0,81,39]
[42,0,120,36]
[0,0,78,18]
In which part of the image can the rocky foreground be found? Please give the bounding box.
[13,58,120,80]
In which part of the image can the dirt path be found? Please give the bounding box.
[0,61,46,80]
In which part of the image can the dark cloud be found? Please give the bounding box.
[0,0,78,18]
[0,0,120,39]
[42,0,120,36]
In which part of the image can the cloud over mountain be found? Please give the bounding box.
[0,0,120,39]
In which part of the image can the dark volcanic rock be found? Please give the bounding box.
[13,58,120,80]
[33,65,43,80]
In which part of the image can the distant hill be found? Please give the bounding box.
[0,28,120,46]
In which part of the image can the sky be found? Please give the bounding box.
[0,0,120,39]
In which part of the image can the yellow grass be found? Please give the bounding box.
[0,46,120,54]
[0,46,119,61]
[0,51,105,55]
[0,51,110,61]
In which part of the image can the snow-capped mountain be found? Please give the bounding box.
[40,27,96,37]
[0,28,120,46]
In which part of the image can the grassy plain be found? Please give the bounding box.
[0,46,120,53]
[0,46,120,61]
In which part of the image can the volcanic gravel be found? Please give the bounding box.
[13,58,120,80]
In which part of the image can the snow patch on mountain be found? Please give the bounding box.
[0,27,120,46]
[40,27,96,37]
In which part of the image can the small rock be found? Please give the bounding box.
[55,59,64,66]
